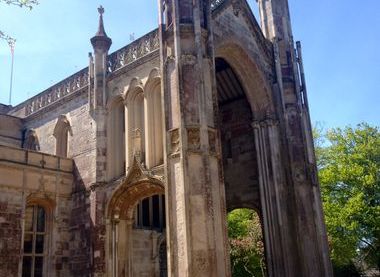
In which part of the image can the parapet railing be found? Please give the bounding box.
[18,30,160,117]
[18,1,226,117]
[107,29,159,74]
[24,68,89,116]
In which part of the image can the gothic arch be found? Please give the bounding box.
[226,201,261,213]
[106,157,165,277]
[125,77,144,99]
[23,129,40,151]
[125,78,145,167]
[53,115,72,158]
[144,68,164,169]
[107,157,164,220]
[107,89,125,110]
[215,42,274,119]
[107,93,126,180]
[26,193,56,213]
[215,51,287,276]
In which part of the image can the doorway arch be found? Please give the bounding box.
[106,157,166,276]
[215,55,271,275]
[215,43,274,120]
[215,57,261,212]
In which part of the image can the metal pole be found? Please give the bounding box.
[8,40,15,105]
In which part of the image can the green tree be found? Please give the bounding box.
[228,208,266,277]
[316,123,380,273]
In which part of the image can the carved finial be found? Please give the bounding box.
[98,5,104,15]
[95,5,107,37]
[91,4,112,50]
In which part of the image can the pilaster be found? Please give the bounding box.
[89,7,113,277]
[160,0,230,276]
[258,1,333,276]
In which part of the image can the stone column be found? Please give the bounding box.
[159,0,230,276]
[252,118,289,276]
[257,1,333,276]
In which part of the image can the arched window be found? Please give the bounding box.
[134,194,165,231]
[24,129,40,151]
[22,205,47,277]
[53,115,71,158]
[145,74,163,168]
[107,97,126,180]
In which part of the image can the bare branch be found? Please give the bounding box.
[0,30,16,46]
[2,0,39,10]
[1,0,38,44]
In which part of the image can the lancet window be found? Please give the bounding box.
[53,115,71,158]
[24,129,40,151]
[22,205,47,277]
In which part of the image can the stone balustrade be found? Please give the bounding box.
[18,2,227,118]
[24,68,89,116]
[107,29,159,74]
[20,30,160,117]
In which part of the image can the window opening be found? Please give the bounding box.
[134,194,165,231]
[22,205,46,277]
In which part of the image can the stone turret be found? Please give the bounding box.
[257,1,334,276]
[258,0,293,43]
[89,6,111,185]
[90,5,112,110]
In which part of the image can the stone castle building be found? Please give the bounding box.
[0,0,333,276]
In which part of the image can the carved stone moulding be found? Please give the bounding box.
[24,69,89,116]
[169,128,180,155]
[208,128,217,155]
[107,157,164,220]
[187,127,201,151]
[252,114,279,130]
[107,29,159,74]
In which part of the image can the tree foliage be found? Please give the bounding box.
[0,0,38,44]
[316,123,380,273]
[227,208,266,277]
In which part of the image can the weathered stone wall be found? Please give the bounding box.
[0,104,11,114]
[0,114,23,148]
[0,190,23,276]
[131,229,163,277]
[11,91,97,276]
[213,4,273,87]
[220,97,260,211]
[69,191,92,276]
[22,91,96,185]
[0,146,73,277]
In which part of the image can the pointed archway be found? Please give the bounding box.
[106,157,166,276]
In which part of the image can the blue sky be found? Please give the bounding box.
[0,0,379,129]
